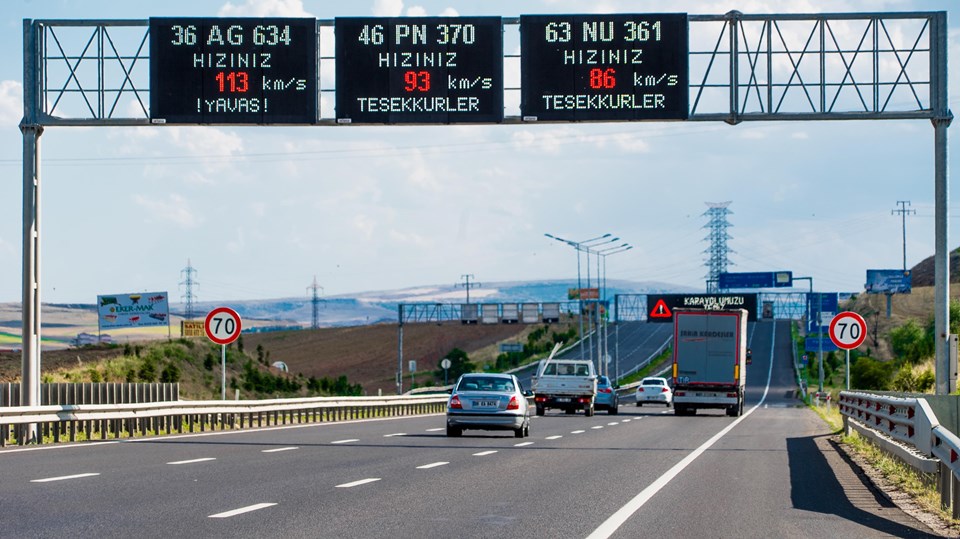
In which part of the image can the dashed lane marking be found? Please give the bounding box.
[384,433,407,437]
[514,442,534,447]
[336,478,381,488]
[473,450,498,456]
[261,447,298,453]
[31,473,99,483]
[167,457,216,465]
[330,439,359,444]
[545,435,563,440]
[571,430,586,434]
[417,462,449,469]
[209,503,277,518]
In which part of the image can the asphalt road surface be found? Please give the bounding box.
[0,320,942,538]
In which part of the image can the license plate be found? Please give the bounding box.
[556,397,571,403]
[475,400,498,407]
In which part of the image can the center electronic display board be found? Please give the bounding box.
[150,17,317,124]
[646,293,758,323]
[335,17,503,124]
[520,14,688,121]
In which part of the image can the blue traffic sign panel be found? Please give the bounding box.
[804,336,839,353]
[718,271,792,289]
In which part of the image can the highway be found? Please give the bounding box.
[0,320,941,538]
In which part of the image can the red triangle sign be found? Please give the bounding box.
[650,299,672,318]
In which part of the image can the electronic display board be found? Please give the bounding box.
[520,14,688,121]
[646,293,758,323]
[150,17,317,124]
[335,17,503,124]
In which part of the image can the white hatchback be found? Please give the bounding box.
[636,376,673,407]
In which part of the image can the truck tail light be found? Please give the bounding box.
[675,391,686,397]
[577,397,591,404]
[727,392,738,398]
[449,395,462,409]
[507,396,520,410]
[535,396,547,403]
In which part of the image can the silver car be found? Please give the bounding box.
[446,373,532,438]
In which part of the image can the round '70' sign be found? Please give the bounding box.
[829,311,867,350]
[204,306,242,345]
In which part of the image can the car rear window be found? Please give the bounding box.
[459,378,512,392]
[642,379,664,386]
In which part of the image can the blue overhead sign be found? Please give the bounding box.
[718,271,793,289]
[806,292,839,334]
[865,269,912,294]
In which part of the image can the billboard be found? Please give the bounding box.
[98,292,169,329]
[646,293,758,323]
[865,269,912,294]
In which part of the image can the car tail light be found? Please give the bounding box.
[449,395,462,409]
[662,388,670,393]
[637,387,645,392]
[599,387,611,394]
[507,396,520,410]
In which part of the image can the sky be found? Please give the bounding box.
[0,0,958,305]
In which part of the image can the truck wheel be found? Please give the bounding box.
[726,405,737,417]
[674,405,685,416]
[585,404,594,417]
[535,404,545,416]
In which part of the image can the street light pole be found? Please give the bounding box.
[597,244,632,380]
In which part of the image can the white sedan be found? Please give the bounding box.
[636,376,673,407]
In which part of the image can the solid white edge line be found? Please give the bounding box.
[167,457,216,465]
[336,478,381,488]
[586,322,776,539]
[473,450,498,456]
[208,502,277,518]
[416,461,449,469]
[30,472,100,483]
[425,428,444,432]
[261,447,298,453]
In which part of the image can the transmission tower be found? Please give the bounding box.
[307,276,324,330]
[458,274,481,303]
[892,200,916,271]
[179,259,198,319]
[702,202,735,292]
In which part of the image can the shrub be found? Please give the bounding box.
[850,356,891,390]
[160,363,181,384]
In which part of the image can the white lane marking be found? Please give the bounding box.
[261,447,298,453]
[587,323,777,539]
[545,435,563,440]
[167,457,216,465]
[208,503,277,518]
[607,422,619,426]
[591,426,604,430]
[571,430,586,434]
[31,472,99,483]
[330,439,359,444]
[473,450,498,456]
[384,433,407,437]
[425,428,444,432]
[416,462,449,469]
[336,478,381,488]
[621,419,631,423]
[514,441,534,447]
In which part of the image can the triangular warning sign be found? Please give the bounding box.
[650,299,672,318]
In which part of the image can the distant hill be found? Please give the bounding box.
[909,248,960,287]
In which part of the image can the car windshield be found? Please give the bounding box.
[458,378,513,392]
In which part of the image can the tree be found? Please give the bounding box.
[850,356,891,390]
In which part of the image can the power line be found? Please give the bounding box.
[179,259,198,319]
[307,276,324,330]
[458,274,481,303]
[703,202,734,293]
[892,200,916,271]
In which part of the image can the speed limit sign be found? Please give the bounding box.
[829,311,867,350]
[204,307,242,345]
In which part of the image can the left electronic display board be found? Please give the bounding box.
[335,17,503,124]
[150,18,317,124]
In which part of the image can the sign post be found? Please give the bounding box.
[829,311,867,391]
[441,358,451,385]
[205,307,243,400]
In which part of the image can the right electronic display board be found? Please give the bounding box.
[520,14,689,121]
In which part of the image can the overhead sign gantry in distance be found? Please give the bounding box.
[520,14,689,121]
[335,17,504,124]
[150,17,318,124]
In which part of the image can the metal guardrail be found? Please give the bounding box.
[0,394,447,448]
[839,391,960,518]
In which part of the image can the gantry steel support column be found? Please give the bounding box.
[19,19,41,443]
[932,12,953,395]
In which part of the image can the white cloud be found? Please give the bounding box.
[372,0,403,16]
[354,214,376,239]
[218,0,312,17]
[406,6,428,16]
[439,8,459,16]
[133,193,200,228]
[0,80,22,126]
